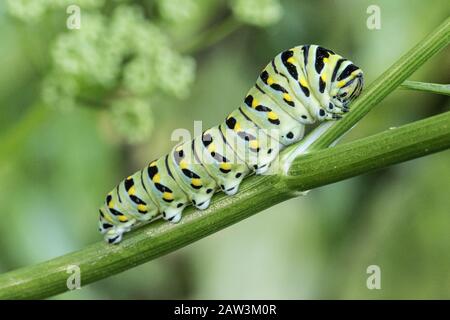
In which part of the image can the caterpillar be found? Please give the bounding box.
[98,44,364,244]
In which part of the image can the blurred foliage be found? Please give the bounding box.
[231,0,282,27]
[0,0,449,299]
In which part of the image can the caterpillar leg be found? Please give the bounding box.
[99,208,134,244]
[194,198,211,210]
[104,226,129,244]
[255,161,273,175]
[324,112,342,121]
[163,208,182,223]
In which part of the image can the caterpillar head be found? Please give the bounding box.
[330,62,364,109]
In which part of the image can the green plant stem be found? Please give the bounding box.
[0,111,449,299]
[285,111,450,187]
[306,17,449,151]
[178,16,243,54]
[400,80,450,96]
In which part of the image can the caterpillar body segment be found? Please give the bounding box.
[195,127,251,196]
[146,157,190,223]
[99,45,364,244]
[123,170,160,222]
[242,88,306,146]
[221,112,281,175]
[168,142,218,210]
[258,55,316,124]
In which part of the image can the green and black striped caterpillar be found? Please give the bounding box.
[99,45,364,244]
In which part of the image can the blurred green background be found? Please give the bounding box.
[0,0,449,299]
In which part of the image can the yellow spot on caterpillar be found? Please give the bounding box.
[180,159,188,169]
[118,215,128,222]
[108,200,114,208]
[249,140,259,149]
[152,173,161,183]
[127,176,132,180]
[337,80,346,88]
[351,70,360,77]
[321,74,327,82]
[251,98,259,108]
[207,143,216,153]
[162,192,173,201]
[323,57,329,63]
[283,93,292,101]
[149,161,156,167]
[191,178,202,187]
[137,204,147,212]
[128,186,136,196]
[235,122,241,131]
[267,111,278,120]
[267,77,274,85]
[299,77,308,88]
[175,145,183,152]
[220,162,232,171]
[287,57,296,64]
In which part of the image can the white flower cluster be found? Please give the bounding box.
[51,13,119,88]
[156,0,200,24]
[13,3,196,143]
[48,5,196,97]
[230,0,283,27]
